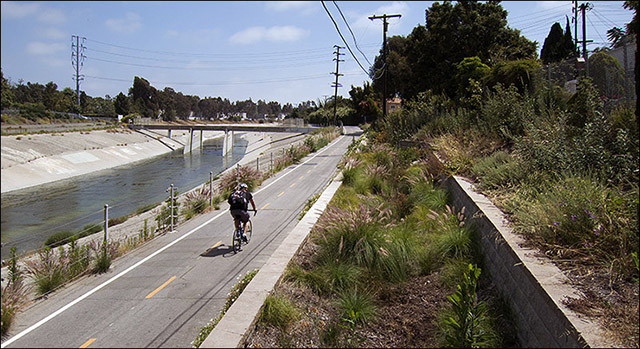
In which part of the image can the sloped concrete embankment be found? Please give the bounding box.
[0,128,223,194]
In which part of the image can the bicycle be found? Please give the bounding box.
[232,210,256,253]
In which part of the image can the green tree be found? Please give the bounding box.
[114,92,130,116]
[487,59,541,95]
[588,51,628,98]
[540,20,576,64]
[128,76,158,118]
[372,1,536,100]
[1,69,15,108]
[455,56,490,99]
[348,82,381,125]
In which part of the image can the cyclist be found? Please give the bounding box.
[228,183,256,242]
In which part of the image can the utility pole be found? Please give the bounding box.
[71,35,86,116]
[573,0,579,55]
[369,13,401,119]
[579,3,593,76]
[331,45,344,126]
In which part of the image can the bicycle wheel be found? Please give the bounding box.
[245,220,252,244]
[232,229,241,253]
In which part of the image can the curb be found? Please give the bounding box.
[200,172,344,348]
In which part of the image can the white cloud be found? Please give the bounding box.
[351,2,409,33]
[40,57,66,68]
[229,26,308,45]
[164,28,220,45]
[265,1,316,15]
[376,1,410,16]
[105,12,142,34]
[0,1,40,19]
[25,41,66,56]
[1,2,66,24]
[37,27,67,40]
[37,8,66,24]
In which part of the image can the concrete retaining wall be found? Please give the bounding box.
[443,175,613,348]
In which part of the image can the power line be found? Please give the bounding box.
[332,1,373,67]
[84,72,362,86]
[85,56,329,71]
[86,38,332,58]
[86,47,330,65]
[320,1,370,77]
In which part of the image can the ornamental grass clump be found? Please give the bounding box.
[335,288,376,325]
[24,247,67,295]
[184,185,212,219]
[430,205,472,261]
[340,157,361,186]
[313,202,394,270]
[406,168,448,212]
[218,165,263,196]
[259,293,300,331]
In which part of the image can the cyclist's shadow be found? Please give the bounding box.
[200,244,241,258]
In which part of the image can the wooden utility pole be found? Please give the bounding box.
[579,3,593,75]
[369,13,401,118]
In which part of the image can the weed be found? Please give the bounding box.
[24,247,67,295]
[441,264,491,348]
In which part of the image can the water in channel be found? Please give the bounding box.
[1,135,248,257]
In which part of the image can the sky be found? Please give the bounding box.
[0,1,634,106]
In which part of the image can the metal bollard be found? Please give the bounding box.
[166,184,175,232]
[104,204,109,243]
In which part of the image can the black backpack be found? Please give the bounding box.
[228,190,246,209]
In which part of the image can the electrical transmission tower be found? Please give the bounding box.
[331,45,345,126]
[71,35,86,114]
[369,13,401,118]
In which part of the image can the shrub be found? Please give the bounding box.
[506,173,638,276]
[471,151,526,191]
[44,231,74,248]
[479,83,536,143]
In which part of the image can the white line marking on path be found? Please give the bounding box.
[1,135,345,348]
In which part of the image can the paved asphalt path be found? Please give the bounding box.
[3,127,361,348]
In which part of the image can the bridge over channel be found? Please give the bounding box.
[127,123,317,155]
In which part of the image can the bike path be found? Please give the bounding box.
[2,127,360,348]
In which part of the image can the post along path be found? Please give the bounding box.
[1,127,360,348]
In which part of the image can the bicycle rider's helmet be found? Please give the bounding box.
[238,183,248,190]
